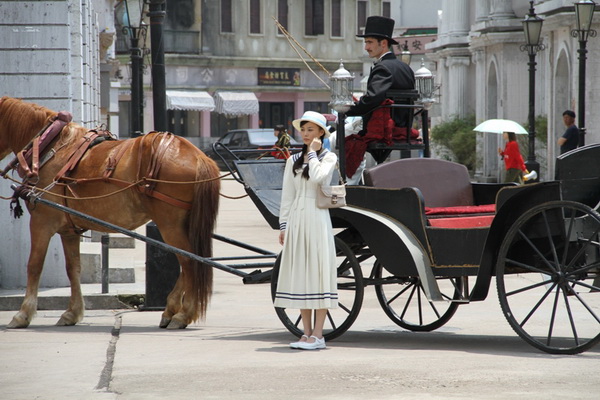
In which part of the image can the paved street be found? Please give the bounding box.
[1,177,599,399]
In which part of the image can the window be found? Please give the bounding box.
[357,0,367,36]
[221,0,233,33]
[277,0,288,33]
[250,0,261,34]
[331,0,342,37]
[305,0,324,36]
[382,1,391,18]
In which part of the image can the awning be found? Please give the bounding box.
[166,90,215,111]
[214,91,259,116]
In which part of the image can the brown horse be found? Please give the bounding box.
[0,96,220,329]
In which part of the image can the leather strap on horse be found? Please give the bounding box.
[1,111,72,180]
[103,139,135,180]
[141,132,175,195]
[16,137,40,182]
[63,132,192,210]
[54,131,101,180]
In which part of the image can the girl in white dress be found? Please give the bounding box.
[274,111,338,350]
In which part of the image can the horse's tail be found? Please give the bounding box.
[187,155,221,320]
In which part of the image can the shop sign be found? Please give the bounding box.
[258,68,301,86]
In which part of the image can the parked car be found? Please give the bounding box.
[205,128,300,170]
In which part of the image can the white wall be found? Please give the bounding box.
[0,0,101,288]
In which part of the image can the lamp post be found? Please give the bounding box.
[400,40,412,65]
[572,0,597,147]
[329,61,355,181]
[520,1,544,181]
[117,0,147,137]
[148,0,167,132]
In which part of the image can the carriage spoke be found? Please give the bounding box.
[399,283,418,320]
[385,282,415,306]
[426,300,442,319]
[560,207,577,267]
[541,210,561,270]
[561,285,580,346]
[518,282,557,328]
[326,311,338,330]
[517,229,558,274]
[570,278,600,294]
[546,287,561,346]
[505,257,553,275]
[505,278,553,297]
[292,314,302,329]
[564,283,600,324]
[337,301,351,315]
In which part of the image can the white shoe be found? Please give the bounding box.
[289,335,309,349]
[296,335,326,350]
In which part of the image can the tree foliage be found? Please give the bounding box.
[430,114,476,170]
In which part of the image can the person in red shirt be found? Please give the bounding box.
[498,131,527,184]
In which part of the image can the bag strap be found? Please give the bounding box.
[335,162,346,185]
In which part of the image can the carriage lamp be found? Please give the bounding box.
[329,60,355,113]
[572,0,597,146]
[400,40,412,65]
[115,0,148,137]
[415,59,435,110]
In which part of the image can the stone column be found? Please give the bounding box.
[446,56,471,118]
[447,0,470,37]
[475,0,491,22]
[490,0,515,18]
[472,50,486,181]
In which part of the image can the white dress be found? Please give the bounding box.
[274,149,338,309]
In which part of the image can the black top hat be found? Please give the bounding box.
[356,16,398,45]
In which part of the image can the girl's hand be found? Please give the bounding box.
[309,138,322,152]
[279,230,285,245]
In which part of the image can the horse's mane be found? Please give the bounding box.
[0,96,79,159]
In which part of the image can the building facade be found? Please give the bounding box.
[115,0,441,149]
[429,0,599,182]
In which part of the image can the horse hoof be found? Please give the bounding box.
[166,319,188,330]
[7,316,30,329]
[159,317,171,329]
[55,318,77,326]
[56,312,79,326]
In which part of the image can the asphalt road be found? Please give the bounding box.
[1,177,598,399]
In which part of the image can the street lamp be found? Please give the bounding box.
[116,0,147,137]
[572,0,597,147]
[329,60,355,180]
[415,59,435,158]
[520,1,544,181]
[147,0,167,131]
[400,40,412,65]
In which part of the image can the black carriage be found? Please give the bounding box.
[233,141,600,355]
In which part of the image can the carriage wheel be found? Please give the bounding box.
[496,200,600,354]
[373,261,462,331]
[271,236,364,341]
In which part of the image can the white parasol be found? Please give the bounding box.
[473,119,528,134]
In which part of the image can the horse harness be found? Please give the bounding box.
[5,113,193,233]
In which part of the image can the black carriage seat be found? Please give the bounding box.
[364,158,510,228]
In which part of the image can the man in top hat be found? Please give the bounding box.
[346,16,415,131]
